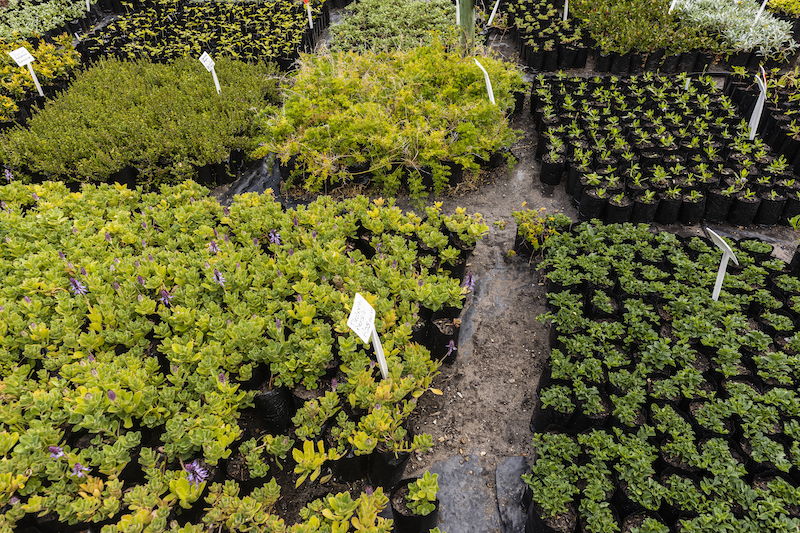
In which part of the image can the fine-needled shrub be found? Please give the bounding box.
[1,57,281,188]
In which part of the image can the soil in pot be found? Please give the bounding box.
[728,193,762,226]
[526,501,577,533]
[390,477,440,533]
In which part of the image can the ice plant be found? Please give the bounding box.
[213,269,225,287]
[69,277,87,296]
[49,446,64,459]
[185,460,208,486]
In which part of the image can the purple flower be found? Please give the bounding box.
[113,282,120,291]
[293,217,298,226]
[218,372,226,384]
[107,390,117,401]
[276,269,282,277]
[365,485,373,496]
[392,260,397,269]
[69,277,87,296]
[213,269,225,287]
[223,207,230,216]
[296,294,303,302]
[190,197,195,204]
[137,275,145,286]
[269,229,281,245]
[105,232,112,242]
[88,354,95,362]
[445,340,457,357]
[23,296,31,304]
[4,168,13,182]
[312,230,317,239]
[72,227,78,234]
[9,497,19,505]
[418,279,424,287]
[208,240,219,254]
[351,257,355,265]
[135,260,140,268]
[80,267,87,277]
[185,460,208,486]
[58,252,66,260]
[276,318,282,330]
[213,228,218,238]
[148,254,154,262]
[142,221,147,230]
[331,378,338,391]
[253,237,259,245]
[462,272,475,292]
[70,463,90,478]
[224,233,230,243]
[160,290,173,307]
[141,239,147,247]
[32,193,39,202]
[0,201,7,211]
[288,248,294,256]
[49,446,64,459]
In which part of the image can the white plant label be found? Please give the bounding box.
[748,68,767,141]
[563,0,568,21]
[347,293,388,379]
[199,52,221,94]
[8,48,43,97]
[304,0,313,30]
[474,59,496,105]
[86,0,90,11]
[8,47,34,66]
[706,227,739,301]
[753,0,768,25]
[456,0,460,25]
[684,78,691,91]
[668,0,678,13]
[487,0,501,25]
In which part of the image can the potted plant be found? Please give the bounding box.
[390,470,440,533]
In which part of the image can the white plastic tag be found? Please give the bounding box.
[474,59,496,105]
[8,47,34,66]
[753,0,768,25]
[456,0,461,25]
[304,0,313,30]
[199,52,220,94]
[669,0,678,13]
[487,0,501,25]
[347,294,388,379]
[86,0,90,11]
[749,68,767,141]
[706,227,739,301]
[347,293,375,343]
[199,52,215,72]
[563,0,569,21]
[684,78,691,91]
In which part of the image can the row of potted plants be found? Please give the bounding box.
[0,0,94,42]
[501,0,797,73]
[523,219,800,532]
[531,72,799,226]
[725,67,800,179]
[327,0,459,54]
[0,179,481,531]
[254,41,525,202]
[0,34,81,125]
[0,57,281,188]
[76,0,329,68]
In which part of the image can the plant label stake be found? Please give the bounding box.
[562,0,568,21]
[487,0,501,25]
[303,0,313,30]
[748,67,767,141]
[347,293,388,379]
[8,47,43,97]
[456,0,461,25]
[668,0,678,13]
[199,52,221,94]
[684,77,691,91]
[706,227,738,301]
[474,59,495,105]
[753,0,768,25]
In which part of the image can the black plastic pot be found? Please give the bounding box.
[253,386,295,433]
[659,54,681,74]
[526,502,577,533]
[368,448,411,490]
[678,195,706,225]
[540,154,565,185]
[610,52,631,76]
[728,193,761,226]
[655,194,681,225]
[427,318,460,364]
[631,196,660,224]
[579,188,606,221]
[332,449,369,482]
[390,478,440,533]
[605,197,634,223]
[595,52,612,72]
[705,188,734,223]
[753,191,787,225]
